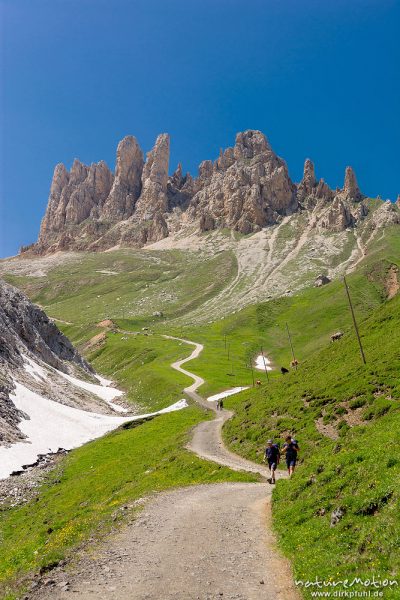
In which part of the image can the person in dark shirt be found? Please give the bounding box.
[281,435,299,477]
[264,439,280,484]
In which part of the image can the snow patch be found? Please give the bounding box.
[95,270,119,275]
[56,370,126,412]
[23,355,127,413]
[254,354,272,371]
[207,387,249,402]
[23,355,47,382]
[95,374,113,387]
[0,383,188,480]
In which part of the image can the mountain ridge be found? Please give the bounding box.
[23,130,399,255]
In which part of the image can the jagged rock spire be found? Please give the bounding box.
[233,130,271,160]
[122,134,171,244]
[297,159,316,202]
[38,164,70,241]
[342,166,363,201]
[101,136,144,220]
[134,133,170,218]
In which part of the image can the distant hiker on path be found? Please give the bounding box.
[216,399,221,410]
[219,399,224,410]
[281,436,299,477]
[264,439,280,484]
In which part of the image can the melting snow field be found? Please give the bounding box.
[207,387,250,402]
[23,354,127,413]
[254,354,273,371]
[56,370,126,413]
[0,381,188,480]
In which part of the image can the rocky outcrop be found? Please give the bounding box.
[370,200,400,229]
[28,129,383,253]
[135,134,170,218]
[297,159,334,207]
[38,159,114,249]
[297,159,316,202]
[101,136,143,220]
[187,130,297,234]
[0,280,93,445]
[341,166,363,201]
[167,164,193,211]
[319,197,354,232]
[126,134,170,243]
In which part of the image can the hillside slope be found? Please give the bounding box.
[222,293,400,598]
[0,280,93,445]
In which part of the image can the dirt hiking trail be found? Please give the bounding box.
[30,338,299,600]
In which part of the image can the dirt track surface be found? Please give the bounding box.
[166,336,279,479]
[28,337,299,600]
[32,484,298,600]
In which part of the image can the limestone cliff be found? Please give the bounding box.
[28,129,392,254]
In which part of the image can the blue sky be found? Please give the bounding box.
[1,0,399,257]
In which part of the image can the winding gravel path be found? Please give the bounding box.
[30,337,299,600]
[165,335,274,478]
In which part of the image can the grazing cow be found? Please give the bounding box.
[290,359,299,368]
[280,366,289,374]
[256,380,262,386]
[331,331,344,342]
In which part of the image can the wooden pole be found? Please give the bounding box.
[343,275,367,365]
[227,343,230,361]
[260,346,270,382]
[286,322,297,370]
[250,363,255,387]
[224,334,227,350]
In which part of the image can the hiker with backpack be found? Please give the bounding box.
[281,435,299,477]
[264,439,280,484]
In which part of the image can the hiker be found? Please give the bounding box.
[216,399,221,410]
[264,439,280,484]
[281,435,299,477]
[219,399,224,410]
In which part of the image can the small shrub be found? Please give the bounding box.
[349,397,367,409]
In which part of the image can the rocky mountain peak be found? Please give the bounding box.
[69,159,88,185]
[233,130,271,159]
[50,163,69,195]
[101,136,143,220]
[29,129,384,254]
[188,130,296,235]
[141,133,170,186]
[171,162,183,185]
[114,136,143,182]
[342,166,363,201]
[297,159,316,202]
